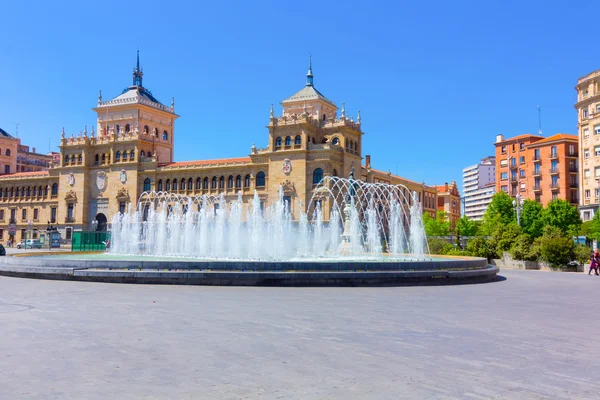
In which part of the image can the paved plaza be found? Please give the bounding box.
[0,269,599,399]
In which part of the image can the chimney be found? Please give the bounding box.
[495,134,504,143]
[444,182,448,191]
[32,147,36,153]
[365,155,371,169]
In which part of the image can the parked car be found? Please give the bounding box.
[16,239,42,249]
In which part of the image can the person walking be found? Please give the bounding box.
[590,251,599,275]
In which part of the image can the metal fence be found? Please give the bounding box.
[71,231,110,252]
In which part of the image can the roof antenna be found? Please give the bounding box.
[537,105,542,136]
[15,123,19,138]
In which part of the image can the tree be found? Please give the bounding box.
[484,192,516,225]
[466,236,495,260]
[509,233,537,261]
[541,199,582,235]
[581,212,600,241]
[520,200,544,238]
[495,223,521,255]
[538,225,576,268]
[455,216,478,236]
[423,211,451,237]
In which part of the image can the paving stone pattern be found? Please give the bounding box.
[0,269,599,399]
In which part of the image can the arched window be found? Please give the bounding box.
[181,178,186,190]
[38,186,42,197]
[157,179,163,191]
[130,150,135,161]
[153,127,158,138]
[228,175,234,189]
[71,155,76,164]
[125,124,130,133]
[144,125,149,134]
[244,174,250,188]
[64,155,69,164]
[115,151,121,161]
[196,178,201,190]
[101,154,106,164]
[256,171,266,187]
[15,187,19,197]
[141,151,146,158]
[78,154,82,164]
[333,169,338,177]
[235,175,241,188]
[163,131,168,141]
[322,114,327,121]
[349,141,354,150]
[219,176,224,189]
[203,177,209,189]
[33,186,37,197]
[173,179,178,191]
[295,135,301,145]
[44,186,48,196]
[5,149,10,156]
[188,178,193,190]
[26,187,30,197]
[332,137,339,145]
[166,179,171,191]
[275,137,282,147]
[51,183,58,196]
[10,188,14,198]
[313,168,323,185]
[115,125,120,134]
[211,177,217,189]
[143,178,151,191]
[95,154,99,164]
[285,136,291,146]
[312,137,316,144]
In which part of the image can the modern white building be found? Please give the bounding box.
[462,156,496,220]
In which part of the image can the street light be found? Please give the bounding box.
[27,220,33,247]
[513,195,525,226]
[91,219,98,232]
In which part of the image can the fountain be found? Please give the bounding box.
[0,172,498,286]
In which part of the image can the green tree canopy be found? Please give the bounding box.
[581,211,600,241]
[520,200,544,238]
[482,192,515,233]
[423,211,451,237]
[455,215,478,236]
[541,199,582,235]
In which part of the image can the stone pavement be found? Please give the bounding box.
[0,269,599,399]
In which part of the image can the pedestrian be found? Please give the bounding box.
[590,251,599,275]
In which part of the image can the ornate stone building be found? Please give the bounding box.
[0,55,439,242]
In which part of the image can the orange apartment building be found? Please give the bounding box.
[434,181,461,229]
[494,133,578,206]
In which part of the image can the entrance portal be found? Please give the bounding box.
[95,213,108,231]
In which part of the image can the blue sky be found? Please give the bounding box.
[0,0,596,192]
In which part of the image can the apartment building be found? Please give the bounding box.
[462,156,496,220]
[494,133,578,206]
[576,68,600,221]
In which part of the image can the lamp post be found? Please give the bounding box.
[513,195,525,226]
[91,219,98,232]
[27,220,33,247]
[45,222,53,251]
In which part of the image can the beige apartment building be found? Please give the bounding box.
[576,68,600,221]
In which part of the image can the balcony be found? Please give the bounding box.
[509,163,518,170]
[533,170,541,177]
[533,185,542,192]
[570,182,578,188]
[571,197,579,204]
[549,168,559,175]
[65,217,75,223]
[566,152,579,158]
[550,152,559,160]
[551,183,560,191]
[569,165,578,173]
[533,157,541,163]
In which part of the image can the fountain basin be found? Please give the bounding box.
[0,253,498,286]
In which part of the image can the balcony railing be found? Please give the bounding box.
[533,157,541,163]
[550,152,558,159]
[567,152,578,157]
[551,183,560,190]
[569,165,578,172]
[549,168,559,174]
[570,182,578,188]
[534,185,542,191]
[533,170,541,176]
[65,217,75,223]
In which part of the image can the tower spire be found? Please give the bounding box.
[133,49,143,87]
[306,54,314,87]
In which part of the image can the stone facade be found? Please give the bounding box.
[0,56,439,243]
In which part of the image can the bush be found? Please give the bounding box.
[574,244,592,266]
[444,248,472,257]
[539,236,575,268]
[509,233,537,261]
[427,238,450,255]
[466,236,496,260]
[441,243,455,254]
[496,223,521,255]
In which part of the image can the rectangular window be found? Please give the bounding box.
[551,146,557,157]
[519,170,525,178]
[10,209,15,222]
[119,202,126,215]
[534,149,540,160]
[519,156,525,164]
[584,128,590,139]
[511,171,517,180]
[595,146,600,157]
[66,227,72,240]
[585,169,591,179]
[501,146,506,154]
[534,165,541,175]
[0,229,3,240]
[535,194,541,203]
[551,160,558,171]
[552,193,558,200]
[21,209,26,220]
[20,229,26,240]
[0,210,4,220]
[33,209,38,220]
[595,167,600,178]
[67,203,74,220]
[510,158,516,167]
[520,183,526,190]
[534,178,541,188]
[586,149,591,159]
[551,176,558,186]
[569,144,575,156]
[500,172,508,180]
[519,143,525,150]
[584,109,589,118]
[595,125,600,135]
[585,211,592,221]
[586,189,591,199]
[501,185,508,192]
[4,166,8,174]
[51,207,56,224]
[500,159,508,167]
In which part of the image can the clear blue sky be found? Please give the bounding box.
[0,0,596,192]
